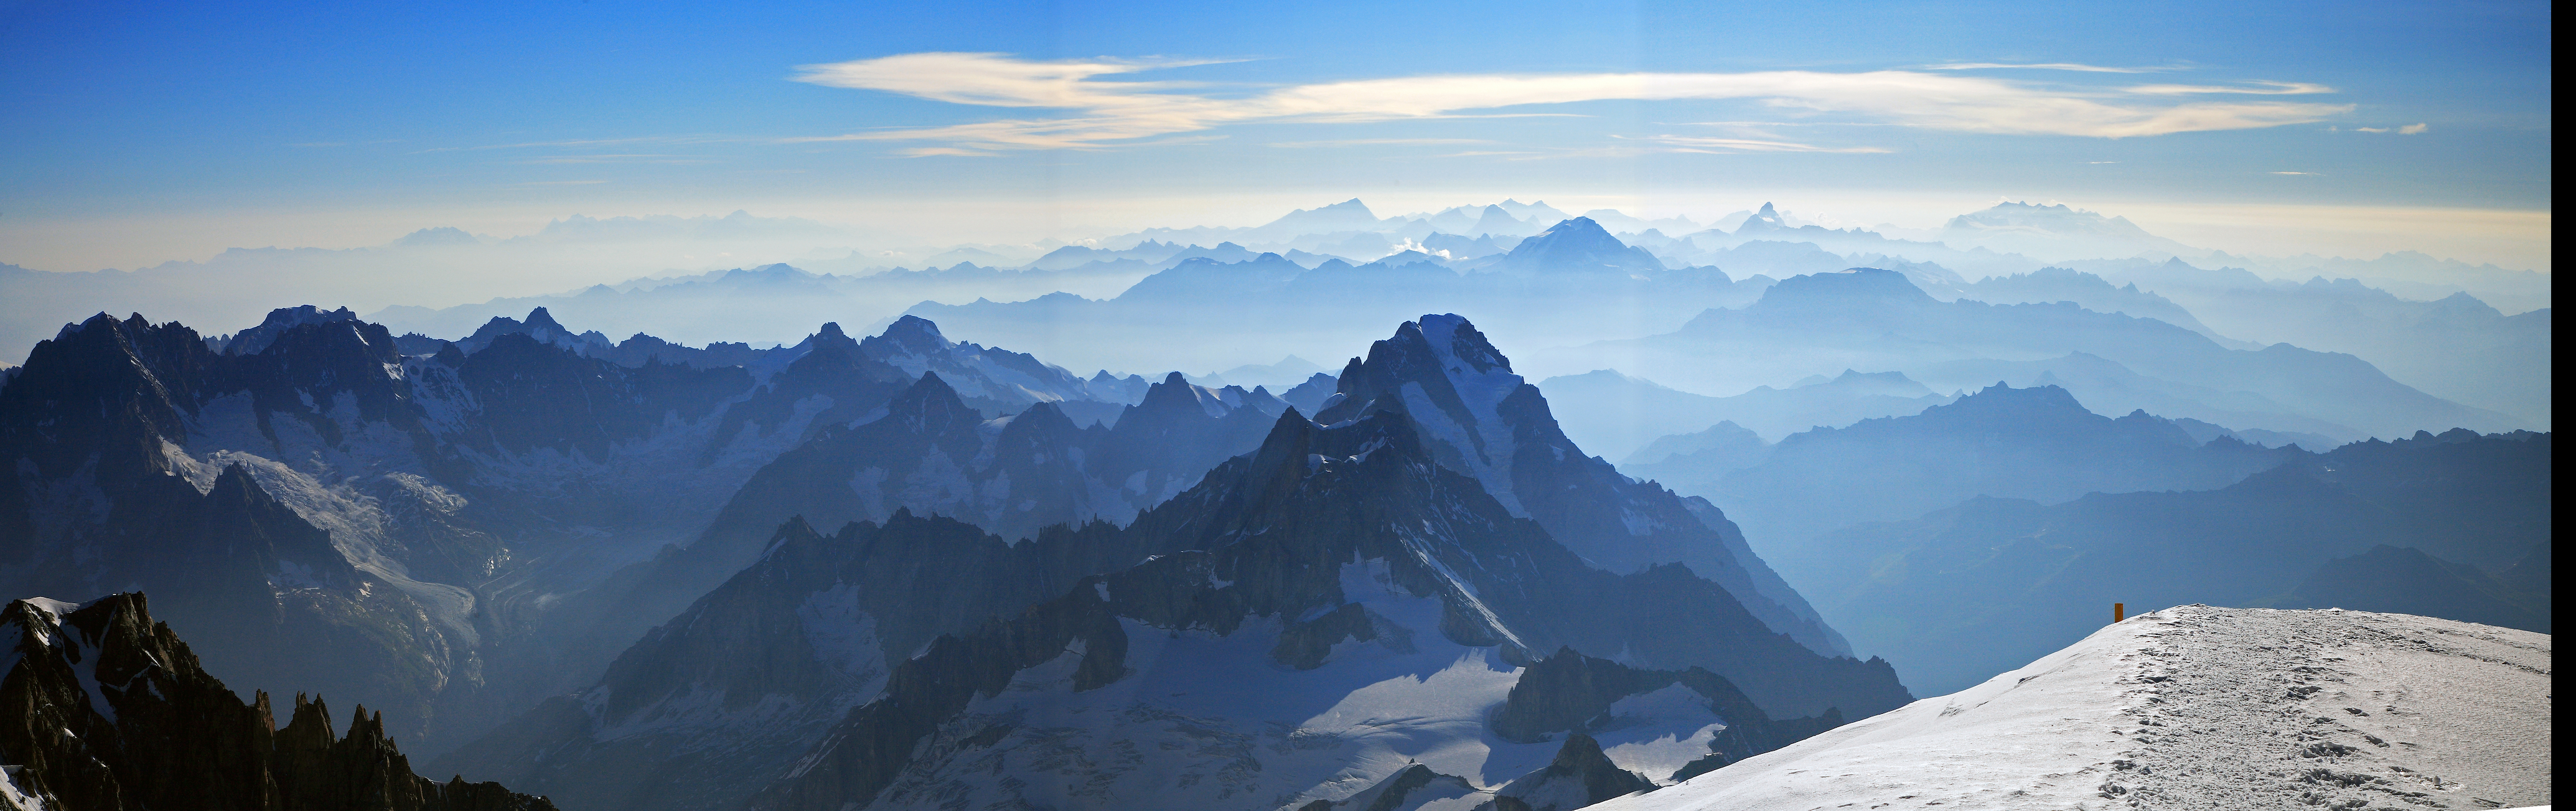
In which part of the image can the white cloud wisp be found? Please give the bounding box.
[790,53,2351,153]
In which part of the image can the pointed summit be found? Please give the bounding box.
[523,306,566,335]
[1132,371,1227,419]
[883,370,975,429]
[1736,201,1790,234]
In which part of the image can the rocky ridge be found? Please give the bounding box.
[0,593,555,811]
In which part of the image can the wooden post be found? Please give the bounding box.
[2114,602,2125,623]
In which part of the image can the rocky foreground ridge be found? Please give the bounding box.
[0,593,555,811]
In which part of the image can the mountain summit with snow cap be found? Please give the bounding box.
[1319,314,1854,657]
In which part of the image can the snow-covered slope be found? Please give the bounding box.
[1593,605,2552,811]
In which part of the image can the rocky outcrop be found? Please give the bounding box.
[0,593,555,811]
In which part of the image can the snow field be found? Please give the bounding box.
[864,558,1738,810]
[1592,605,2550,811]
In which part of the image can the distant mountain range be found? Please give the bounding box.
[1543,266,2523,441]
[0,194,2550,811]
[902,217,1773,376]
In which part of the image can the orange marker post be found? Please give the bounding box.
[2114,602,2125,623]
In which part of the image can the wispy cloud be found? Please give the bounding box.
[2270,171,2321,176]
[2399,123,2429,134]
[789,52,2351,153]
[1265,138,1496,148]
[1618,134,1893,153]
[1925,62,2177,73]
[2125,80,2335,95]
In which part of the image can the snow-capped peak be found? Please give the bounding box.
[1321,314,1533,516]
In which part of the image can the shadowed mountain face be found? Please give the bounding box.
[736,403,1904,811]
[1801,429,2548,694]
[528,368,1290,702]
[0,308,1225,756]
[0,593,555,811]
[434,512,1174,811]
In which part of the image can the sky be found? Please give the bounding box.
[0,0,2554,271]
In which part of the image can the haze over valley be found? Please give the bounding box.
[0,2,2547,810]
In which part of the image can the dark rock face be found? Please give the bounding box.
[0,593,554,811]
[1524,733,1654,805]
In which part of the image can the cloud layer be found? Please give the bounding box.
[790,53,2353,154]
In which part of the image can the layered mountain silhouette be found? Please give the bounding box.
[1682,382,2303,560]
[1805,428,2548,693]
[442,316,1903,810]
[1549,267,2522,441]
[905,217,1766,376]
[526,368,1292,705]
[0,308,1220,755]
[1542,367,1955,459]
[2265,544,2549,632]
[0,593,555,810]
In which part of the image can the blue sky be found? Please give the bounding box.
[0,0,2552,270]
